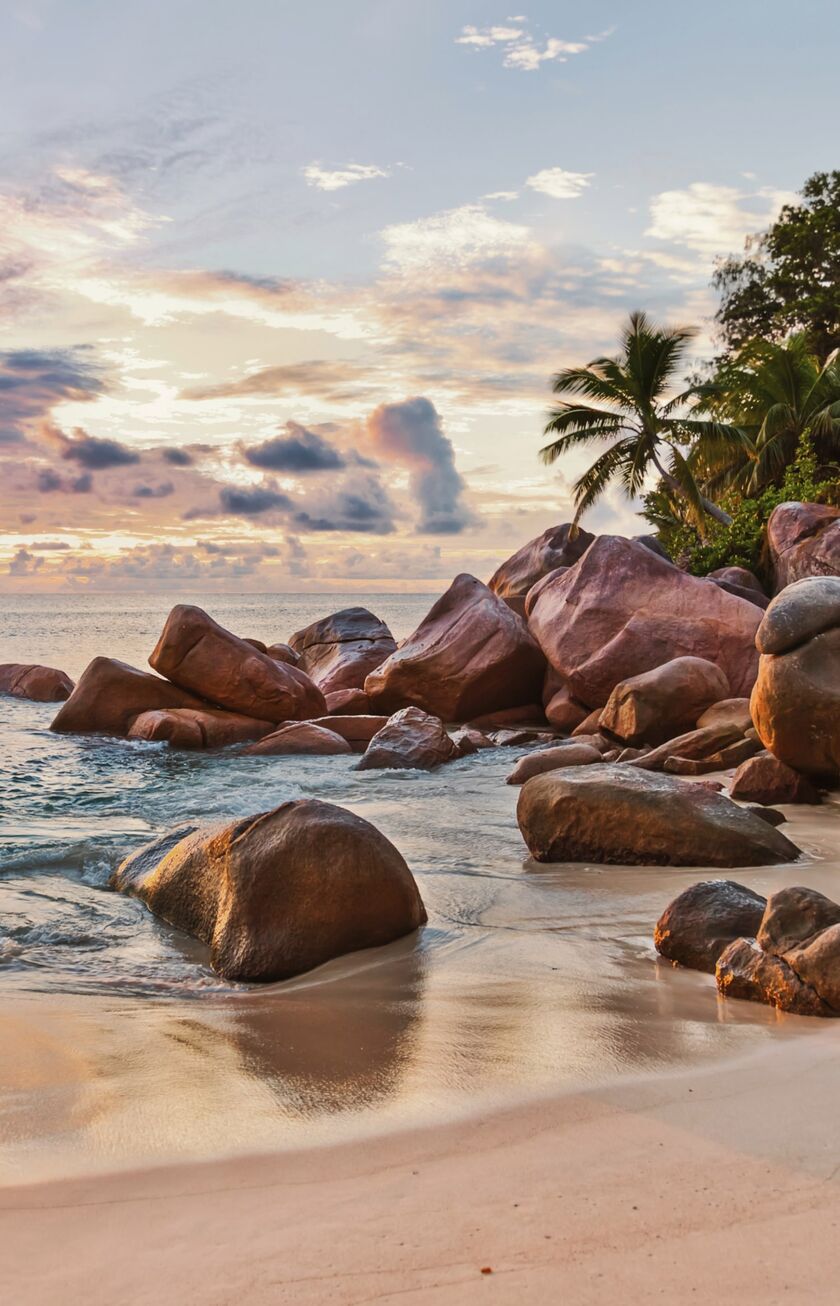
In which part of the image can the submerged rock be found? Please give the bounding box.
[128,708,274,749]
[356,706,458,771]
[365,574,545,720]
[111,799,427,982]
[0,662,73,702]
[517,765,801,867]
[150,604,325,723]
[654,880,767,974]
[528,535,761,708]
[50,657,206,737]
[288,608,396,695]
[598,656,730,745]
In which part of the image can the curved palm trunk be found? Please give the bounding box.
[651,452,733,528]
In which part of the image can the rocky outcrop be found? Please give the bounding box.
[50,657,206,737]
[750,577,840,778]
[365,575,545,720]
[288,608,396,695]
[324,688,370,715]
[128,708,274,749]
[696,698,753,734]
[306,715,389,752]
[0,662,73,702]
[729,753,821,805]
[598,657,730,746]
[451,725,495,756]
[528,536,761,708]
[506,742,602,785]
[150,605,325,723]
[767,501,840,591]
[111,800,427,982]
[517,765,800,866]
[356,707,458,771]
[654,880,767,974]
[488,523,593,614]
[627,722,746,772]
[243,723,352,756]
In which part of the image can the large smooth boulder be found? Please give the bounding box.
[757,886,840,957]
[365,575,545,720]
[50,657,206,737]
[750,578,840,778]
[150,605,325,723]
[356,707,458,771]
[288,608,396,695]
[767,501,840,591]
[528,536,761,708]
[516,765,801,867]
[266,642,300,666]
[0,662,73,702]
[599,657,730,746]
[654,880,767,974]
[730,753,821,805]
[488,523,593,614]
[128,708,274,750]
[111,800,427,982]
[243,722,352,756]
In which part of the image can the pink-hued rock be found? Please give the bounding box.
[288,608,396,695]
[544,685,590,732]
[468,704,548,731]
[50,657,207,737]
[243,722,352,756]
[365,575,545,720]
[696,698,754,734]
[506,743,602,785]
[528,536,761,707]
[128,708,274,750]
[356,707,458,771]
[708,566,766,595]
[524,567,570,618]
[150,605,325,723]
[730,753,822,805]
[324,688,370,715]
[750,578,840,778]
[307,715,389,752]
[266,642,300,666]
[767,501,840,591]
[598,656,730,746]
[0,662,73,702]
[451,726,495,756]
[488,523,593,613]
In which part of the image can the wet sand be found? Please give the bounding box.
[3,1024,840,1304]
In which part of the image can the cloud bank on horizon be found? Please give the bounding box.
[0,0,835,591]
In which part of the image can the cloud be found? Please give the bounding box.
[526,168,593,200]
[646,182,795,257]
[291,471,396,535]
[56,429,140,468]
[9,547,44,576]
[303,163,389,192]
[365,397,473,534]
[380,203,532,273]
[242,422,348,473]
[180,359,375,404]
[0,347,106,443]
[56,540,278,590]
[455,23,610,72]
[132,481,174,498]
[217,484,293,517]
[161,447,193,466]
[36,468,62,492]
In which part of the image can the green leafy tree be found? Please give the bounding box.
[714,171,840,365]
[540,311,744,531]
[691,333,840,496]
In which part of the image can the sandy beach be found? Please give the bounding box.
[3,1023,840,1304]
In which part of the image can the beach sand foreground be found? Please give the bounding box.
[3,1025,840,1304]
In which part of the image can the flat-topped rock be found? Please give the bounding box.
[111,799,426,982]
[150,604,325,723]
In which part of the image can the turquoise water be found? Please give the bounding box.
[0,593,833,1180]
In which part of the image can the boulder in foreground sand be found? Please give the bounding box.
[0,662,73,702]
[654,880,767,974]
[51,657,206,737]
[150,604,325,723]
[112,799,426,982]
[517,765,801,867]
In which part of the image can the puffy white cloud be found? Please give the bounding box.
[646,182,795,257]
[456,22,610,72]
[380,203,532,272]
[303,163,389,191]
[526,168,593,200]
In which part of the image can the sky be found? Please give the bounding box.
[1,0,838,592]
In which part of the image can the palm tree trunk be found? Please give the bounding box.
[651,452,733,527]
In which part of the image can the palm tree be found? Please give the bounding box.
[690,334,840,496]
[540,311,742,530]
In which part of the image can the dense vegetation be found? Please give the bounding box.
[541,170,840,578]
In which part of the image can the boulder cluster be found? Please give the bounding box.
[5,502,837,1000]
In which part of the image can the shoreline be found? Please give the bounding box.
[3,1023,840,1302]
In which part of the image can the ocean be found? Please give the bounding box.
[0,592,830,1182]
